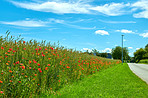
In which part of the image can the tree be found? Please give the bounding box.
[100,53,107,58]
[111,46,129,60]
[134,48,146,62]
[91,49,100,56]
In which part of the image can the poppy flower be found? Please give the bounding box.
[45,67,48,70]
[0,81,3,83]
[9,48,12,51]
[1,47,4,50]
[39,48,41,50]
[66,66,70,68]
[29,60,32,64]
[47,64,51,66]
[23,41,25,43]
[50,47,54,50]
[18,81,21,83]
[16,61,19,64]
[37,64,40,66]
[22,66,25,69]
[33,60,37,63]
[0,91,3,94]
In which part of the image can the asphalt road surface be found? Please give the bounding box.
[128,63,148,84]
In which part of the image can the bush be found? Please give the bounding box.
[139,59,148,64]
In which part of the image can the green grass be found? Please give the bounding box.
[47,63,148,98]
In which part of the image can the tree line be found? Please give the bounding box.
[84,44,148,63]
[134,44,148,62]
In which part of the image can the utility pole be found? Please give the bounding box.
[122,35,124,65]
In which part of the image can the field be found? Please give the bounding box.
[0,32,121,97]
[49,63,148,98]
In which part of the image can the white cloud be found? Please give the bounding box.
[139,33,148,37]
[99,19,136,24]
[10,1,91,14]
[128,47,133,49]
[0,20,47,27]
[10,1,131,16]
[81,48,92,53]
[90,3,130,16]
[116,29,135,34]
[95,30,109,35]
[100,48,112,53]
[129,52,133,56]
[132,0,148,18]
[136,48,140,50]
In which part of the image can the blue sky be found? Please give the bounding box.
[0,0,148,57]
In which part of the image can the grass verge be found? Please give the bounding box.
[47,63,148,98]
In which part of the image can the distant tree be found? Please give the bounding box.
[145,44,148,53]
[111,46,129,60]
[145,44,148,48]
[91,49,100,56]
[134,48,146,62]
[100,53,107,58]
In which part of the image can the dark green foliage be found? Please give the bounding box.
[111,46,129,60]
[134,48,147,62]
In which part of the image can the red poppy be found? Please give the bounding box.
[50,47,54,50]
[1,47,4,50]
[47,64,51,66]
[9,48,12,51]
[45,48,47,50]
[37,63,40,66]
[39,48,41,50]
[23,41,25,43]
[42,54,45,56]
[39,70,42,73]
[45,67,48,70]
[33,60,37,63]
[29,67,31,69]
[18,81,21,83]
[0,91,3,94]
[66,66,70,68]
[0,81,3,83]
[22,66,25,69]
[29,60,32,64]
[16,61,19,64]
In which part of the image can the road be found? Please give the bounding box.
[128,63,148,84]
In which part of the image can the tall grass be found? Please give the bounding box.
[0,31,121,97]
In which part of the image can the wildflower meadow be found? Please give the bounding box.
[0,32,121,97]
